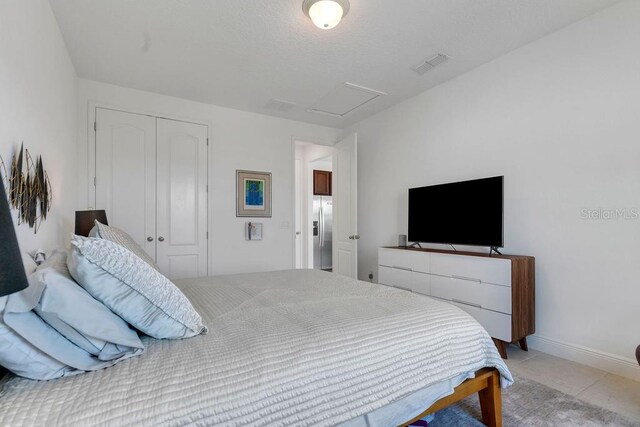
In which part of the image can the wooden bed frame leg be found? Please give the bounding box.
[478,370,502,427]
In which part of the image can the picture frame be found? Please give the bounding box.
[236,170,272,217]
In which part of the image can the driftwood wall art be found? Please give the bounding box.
[0,143,52,233]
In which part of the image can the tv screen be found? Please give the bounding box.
[408,176,503,247]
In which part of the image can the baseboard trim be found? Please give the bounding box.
[527,335,640,382]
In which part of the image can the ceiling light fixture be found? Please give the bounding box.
[302,0,350,30]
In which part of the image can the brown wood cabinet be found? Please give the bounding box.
[313,170,332,196]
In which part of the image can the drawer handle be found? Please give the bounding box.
[393,266,413,272]
[451,275,481,283]
[452,298,482,309]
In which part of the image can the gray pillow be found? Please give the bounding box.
[32,267,144,361]
[68,236,207,339]
[94,221,159,270]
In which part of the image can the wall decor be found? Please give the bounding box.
[0,143,52,233]
[236,170,272,217]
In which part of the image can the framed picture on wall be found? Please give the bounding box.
[236,170,272,217]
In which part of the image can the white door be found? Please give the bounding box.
[294,158,303,268]
[95,108,157,260]
[332,133,358,278]
[156,118,208,279]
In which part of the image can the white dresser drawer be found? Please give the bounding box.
[411,271,430,296]
[430,253,511,286]
[430,275,511,315]
[378,265,413,290]
[378,248,429,273]
[379,266,430,294]
[451,301,512,342]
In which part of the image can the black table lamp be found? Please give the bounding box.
[75,210,108,237]
[0,180,28,297]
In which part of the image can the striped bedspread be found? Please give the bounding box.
[0,269,511,426]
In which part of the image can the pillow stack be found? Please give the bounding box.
[0,222,207,381]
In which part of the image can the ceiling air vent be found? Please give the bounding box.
[411,53,449,75]
[264,98,296,112]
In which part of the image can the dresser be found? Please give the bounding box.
[378,247,534,358]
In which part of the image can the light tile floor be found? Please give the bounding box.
[504,344,640,422]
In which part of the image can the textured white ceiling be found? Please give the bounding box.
[49,0,619,128]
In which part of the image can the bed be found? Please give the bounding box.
[0,269,512,426]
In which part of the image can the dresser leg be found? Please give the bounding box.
[518,337,528,351]
[493,338,508,359]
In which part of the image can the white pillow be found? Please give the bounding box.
[33,267,144,361]
[1,270,144,380]
[0,296,74,380]
[68,236,207,339]
[22,253,37,275]
[94,221,158,270]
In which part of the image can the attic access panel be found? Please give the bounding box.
[308,83,387,118]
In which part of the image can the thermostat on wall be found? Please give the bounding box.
[245,222,263,241]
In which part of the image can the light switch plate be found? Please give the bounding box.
[245,222,263,241]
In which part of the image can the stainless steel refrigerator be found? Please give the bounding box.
[312,196,332,271]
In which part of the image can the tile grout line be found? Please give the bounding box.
[575,373,608,398]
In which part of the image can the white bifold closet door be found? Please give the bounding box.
[95,108,208,279]
[155,118,208,279]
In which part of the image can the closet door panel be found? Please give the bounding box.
[156,119,208,279]
[95,108,156,260]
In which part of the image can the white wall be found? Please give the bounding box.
[347,1,640,379]
[0,0,78,253]
[77,79,341,275]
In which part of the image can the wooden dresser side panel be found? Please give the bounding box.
[511,257,535,341]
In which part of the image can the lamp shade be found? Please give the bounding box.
[75,210,108,237]
[0,180,28,297]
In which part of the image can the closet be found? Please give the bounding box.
[94,108,208,279]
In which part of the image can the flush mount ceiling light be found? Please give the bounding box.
[302,0,350,30]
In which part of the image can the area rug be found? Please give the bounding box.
[428,374,637,426]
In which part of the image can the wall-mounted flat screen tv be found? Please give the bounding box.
[408,176,503,247]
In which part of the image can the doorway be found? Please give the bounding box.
[294,141,333,271]
[311,156,333,272]
[293,134,358,278]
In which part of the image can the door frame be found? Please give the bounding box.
[88,101,212,275]
[290,137,338,269]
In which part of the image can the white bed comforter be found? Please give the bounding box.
[0,269,512,426]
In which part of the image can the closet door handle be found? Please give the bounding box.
[158,236,165,242]
[147,237,154,242]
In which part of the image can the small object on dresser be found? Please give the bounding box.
[398,234,407,248]
[0,180,28,297]
[75,210,108,237]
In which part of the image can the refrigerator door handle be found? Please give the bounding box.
[319,204,324,247]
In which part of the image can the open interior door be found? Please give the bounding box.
[332,133,358,278]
